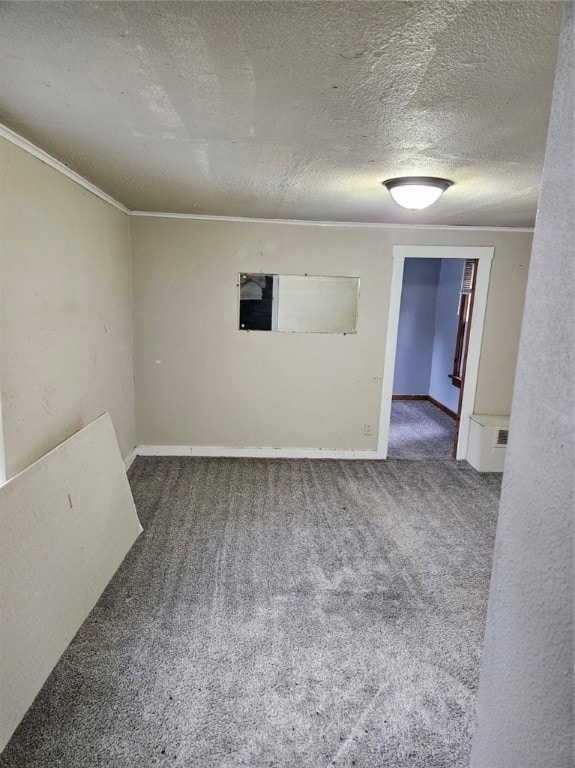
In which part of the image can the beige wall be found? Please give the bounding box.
[132,219,389,449]
[0,138,136,478]
[131,217,531,450]
[0,131,529,465]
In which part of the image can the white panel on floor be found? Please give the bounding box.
[0,413,142,752]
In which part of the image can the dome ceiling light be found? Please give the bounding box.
[383,176,453,210]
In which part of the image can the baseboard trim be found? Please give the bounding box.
[136,445,384,460]
[123,448,138,471]
[427,396,458,420]
[393,394,458,420]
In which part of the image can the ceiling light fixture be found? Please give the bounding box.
[383,176,453,210]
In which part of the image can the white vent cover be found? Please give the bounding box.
[468,414,510,472]
[496,428,509,446]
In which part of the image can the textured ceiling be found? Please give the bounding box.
[0,1,563,226]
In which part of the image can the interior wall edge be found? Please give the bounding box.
[0,123,129,215]
[126,205,137,460]
[124,448,138,472]
[470,2,574,762]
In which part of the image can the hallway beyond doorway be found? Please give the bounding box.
[388,400,456,460]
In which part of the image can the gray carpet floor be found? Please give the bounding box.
[0,457,501,768]
[388,401,456,460]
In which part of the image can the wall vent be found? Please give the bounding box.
[468,414,510,472]
[496,429,509,446]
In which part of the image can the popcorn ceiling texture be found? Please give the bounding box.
[0,1,563,225]
[1,457,501,767]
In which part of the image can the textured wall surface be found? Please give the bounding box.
[429,259,465,413]
[393,259,441,396]
[131,219,531,450]
[470,4,574,766]
[0,139,136,478]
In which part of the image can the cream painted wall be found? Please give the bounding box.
[385,228,532,419]
[131,217,532,450]
[0,138,135,478]
[132,219,389,450]
[473,242,532,415]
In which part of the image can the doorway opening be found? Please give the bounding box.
[376,246,494,461]
[387,257,475,459]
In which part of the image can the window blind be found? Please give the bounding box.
[460,260,475,294]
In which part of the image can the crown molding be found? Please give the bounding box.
[130,210,534,233]
[0,123,130,214]
[0,123,535,232]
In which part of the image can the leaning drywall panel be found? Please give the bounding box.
[0,413,142,752]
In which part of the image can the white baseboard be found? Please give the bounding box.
[136,445,384,460]
[123,448,138,471]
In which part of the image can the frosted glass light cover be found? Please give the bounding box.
[389,184,445,210]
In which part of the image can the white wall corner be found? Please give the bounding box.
[123,448,138,472]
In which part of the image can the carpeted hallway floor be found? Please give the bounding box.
[0,457,501,768]
[388,400,457,460]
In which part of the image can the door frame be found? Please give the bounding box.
[376,245,494,460]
